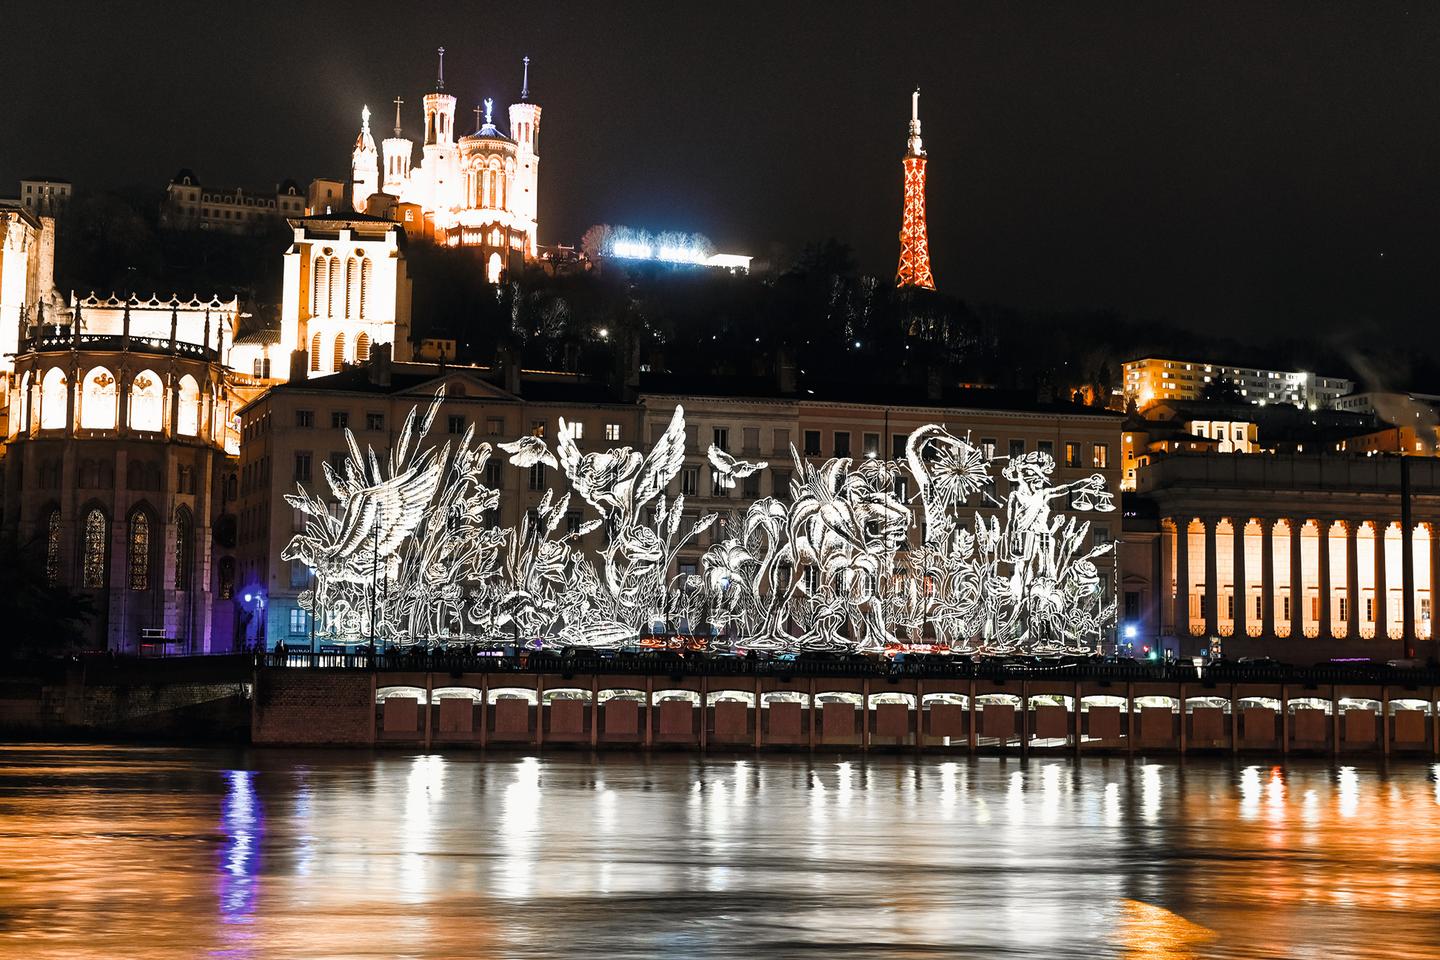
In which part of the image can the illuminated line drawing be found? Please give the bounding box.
[285,391,1116,653]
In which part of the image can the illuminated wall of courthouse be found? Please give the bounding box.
[1133,453,1440,654]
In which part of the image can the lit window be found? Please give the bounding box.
[1093,443,1109,469]
[605,423,621,441]
[45,509,61,585]
[128,512,151,591]
[82,508,108,589]
[571,421,585,440]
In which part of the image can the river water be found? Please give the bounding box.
[1,746,1438,959]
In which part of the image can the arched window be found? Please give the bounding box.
[17,370,30,432]
[487,252,503,284]
[128,510,152,591]
[45,508,61,586]
[79,367,118,430]
[39,367,66,430]
[176,375,200,436]
[328,256,341,316]
[345,258,357,318]
[82,508,108,589]
[310,333,322,372]
[313,256,328,314]
[359,257,372,318]
[174,508,193,592]
[333,333,346,371]
[129,369,164,432]
[356,332,371,362]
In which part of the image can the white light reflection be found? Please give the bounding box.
[1239,765,1262,820]
[1433,764,1440,806]
[1103,781,1120,826]
[498,757,542,898]
[836,761,854,809]
[1006,770,1025,823]
[1338,766,1359,818]
[400,755,447,897]
[1141,764,1162,825]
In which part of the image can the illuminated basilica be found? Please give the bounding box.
[351,49,540,281]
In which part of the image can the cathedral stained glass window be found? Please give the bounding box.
[128,512,151,591]
[82,508,108,589]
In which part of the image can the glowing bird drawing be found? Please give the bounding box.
[707,445,768,489]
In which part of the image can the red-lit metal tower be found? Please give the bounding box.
[895,88,936,290]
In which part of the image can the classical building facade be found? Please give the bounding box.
[3,295,242,651]
[161,170,307,233]
[17,178,71,218]
[1123,451,1440,662]
[233,359,637,647]
[235,361,1125,650]
[0,202,57,387]
[351,50,540,275]
[276,213,414,379]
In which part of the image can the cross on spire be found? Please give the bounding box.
[522,55,531,100]
[392,97,404,138]
[436,46,446,91]
[473,104,483,131]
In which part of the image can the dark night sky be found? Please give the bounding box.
[3,1,1439,344]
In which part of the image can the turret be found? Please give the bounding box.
[381,97,413,197]
[351,106,380,213]
[507,56,542,255]
[421,46,461,211]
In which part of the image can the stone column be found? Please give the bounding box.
[1204,517,1220,638]
[1290,519,1304,639]
[1261,519,1275,639]
[1347,521,1361,640]
[1430,523,1440,642]
[1317,519,1333,639]
[1173,519,1190,642]
[1233,516,1248,639]
[1375,521,1389,640]
[1402,522,1417,645]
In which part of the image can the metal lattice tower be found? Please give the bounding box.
[895,88,936,291]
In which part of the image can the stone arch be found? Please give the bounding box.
[80,503,110,589]
[175,374,200,436]
[126,502,157,592]
[79,365,117,430]
[310,333,323,372]
[39,366,67,430]
[129,368,164,433]
[173,505,194,592]
[333,332,346,370]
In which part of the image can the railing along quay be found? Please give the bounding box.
[257,650,1440,687]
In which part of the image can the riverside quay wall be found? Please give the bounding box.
[252,654,1440,757]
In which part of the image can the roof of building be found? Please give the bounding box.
[461,121,515,145]
[171,169,200,186]
[21,175,71,184]
[233,327,283,346]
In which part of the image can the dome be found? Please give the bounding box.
[461,121,514,145]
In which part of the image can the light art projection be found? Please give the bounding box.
[283,393,1117,654]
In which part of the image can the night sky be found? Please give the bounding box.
[3,1,1438,344]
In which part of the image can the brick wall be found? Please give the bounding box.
[253,670,373,744]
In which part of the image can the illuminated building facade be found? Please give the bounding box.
[2,294,242,651]
[895,89,935,290]
[17,177,71,218]
[351,50,540,277]
[0,202,57,387]
[277,213,414,378]
[1123,357,1354,410]
[236,360,1123,651]
[1122,452,1440,661]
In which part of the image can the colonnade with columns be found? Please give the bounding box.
[1160,515,1439,645]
